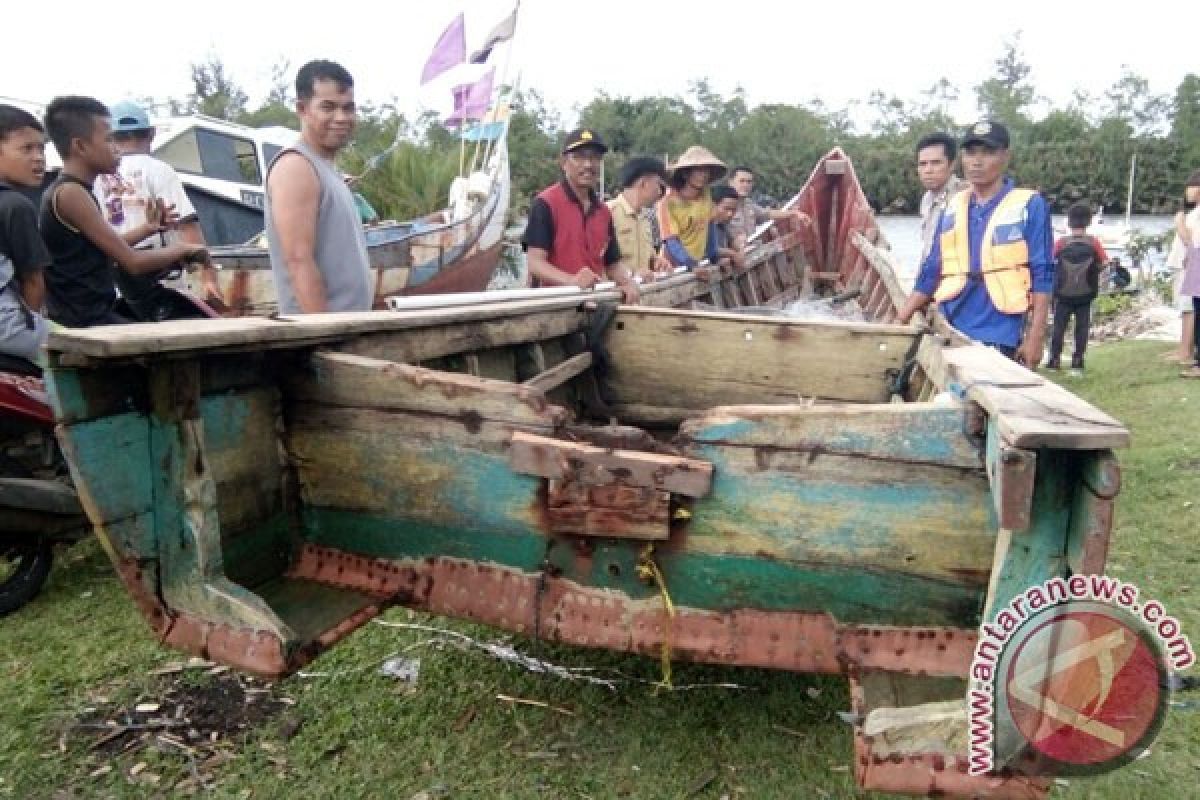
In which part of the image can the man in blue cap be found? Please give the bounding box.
[93,101,222,308]
[898,120,1054,369]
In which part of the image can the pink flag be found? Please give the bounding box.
[420,13,465,85]
[445,68,495,127]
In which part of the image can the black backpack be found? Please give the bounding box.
[1056,236,1099,299]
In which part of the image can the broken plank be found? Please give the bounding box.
[509,431,713,497]
[522,352,593,394]
[288,351,569,428]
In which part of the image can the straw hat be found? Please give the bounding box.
[668,146,727,182]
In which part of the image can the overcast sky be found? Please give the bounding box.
[3,0,1192,129]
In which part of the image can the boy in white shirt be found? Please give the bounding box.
[93,101,222,310]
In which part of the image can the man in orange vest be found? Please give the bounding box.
[897,120,1054,369]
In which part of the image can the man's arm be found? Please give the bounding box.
[897,237,944,324]
[2,197,50,310]
[604,222,638,304]
[52,182,201,276]
[1018,196,1056,369]
[267,153,327,312]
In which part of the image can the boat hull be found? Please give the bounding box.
[45,149,1130,799]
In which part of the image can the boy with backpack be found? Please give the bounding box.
[1046,202,1107,374]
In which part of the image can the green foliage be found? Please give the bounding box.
[340,141,458,221]
[170,46,1200,220]
[1092,291,1135,320]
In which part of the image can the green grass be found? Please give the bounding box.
[1,339,1197,799]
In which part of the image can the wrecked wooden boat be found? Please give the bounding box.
[46,150,1131,799]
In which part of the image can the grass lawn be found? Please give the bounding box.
[0,340,1197,799]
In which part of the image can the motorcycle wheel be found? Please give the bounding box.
[0,538,53,615]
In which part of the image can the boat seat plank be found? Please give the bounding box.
[939,346,1129,450]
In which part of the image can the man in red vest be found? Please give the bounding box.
[522,128,639,303]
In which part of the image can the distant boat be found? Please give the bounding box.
[206,126,512,313]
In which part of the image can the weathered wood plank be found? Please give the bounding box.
[604,308,918,407]
[287,350,570,428]
[522,352,593,394]
[940,345,1130,450]
[201,388,284,536]
[342,307,586,365]
[509,430,713,497]
[680,403,984,470]
[685,443,996,588]
[287,405,543,530]
[849,230,908,315]
[48,295,602,360]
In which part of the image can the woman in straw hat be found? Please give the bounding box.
[656,146,726,269]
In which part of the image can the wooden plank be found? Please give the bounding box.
[509,431,713,497]
[342,306,586,365]
[986,421,1037,533]
[522,352,593,394]
[199,388,285,537]
[286,405,544,528]
[603,308,918,407]
[680,404,984,470]
[47,294,605,360]
[940,345,1129,450]
[686,443,995,587]
[288,350,569,428]
[546,480,670,541]
[610,403,701,427]
[849,231,908,316]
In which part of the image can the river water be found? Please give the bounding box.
[492,214,1176,291]
[877,214,1174,289]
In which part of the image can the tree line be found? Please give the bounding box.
[174,36,1200,220]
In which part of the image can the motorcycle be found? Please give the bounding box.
[0,354,89,615]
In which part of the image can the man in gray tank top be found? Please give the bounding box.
[265,60,373,313]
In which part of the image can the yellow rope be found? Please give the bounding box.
[636,544,675,689]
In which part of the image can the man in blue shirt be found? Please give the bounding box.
[898,121,1053,369]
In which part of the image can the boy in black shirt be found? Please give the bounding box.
[0,104,52,363]
[39,96,206,327]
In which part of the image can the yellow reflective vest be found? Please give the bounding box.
[933,188,1035,314]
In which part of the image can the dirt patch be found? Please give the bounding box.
[70,666,296,792]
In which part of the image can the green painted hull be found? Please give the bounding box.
[44,149,1128,799]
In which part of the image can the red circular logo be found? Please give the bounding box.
[1001,604,1167,773]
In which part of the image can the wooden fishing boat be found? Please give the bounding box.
[205,131,512,313]
[46,149,1130,798]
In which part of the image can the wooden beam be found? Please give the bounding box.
[522,352,593,394]
[289,350,569,428]
[509,431,713,497]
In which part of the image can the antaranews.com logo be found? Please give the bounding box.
[968,574,1194,777]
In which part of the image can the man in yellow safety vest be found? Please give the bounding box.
[897,120,1054,369]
